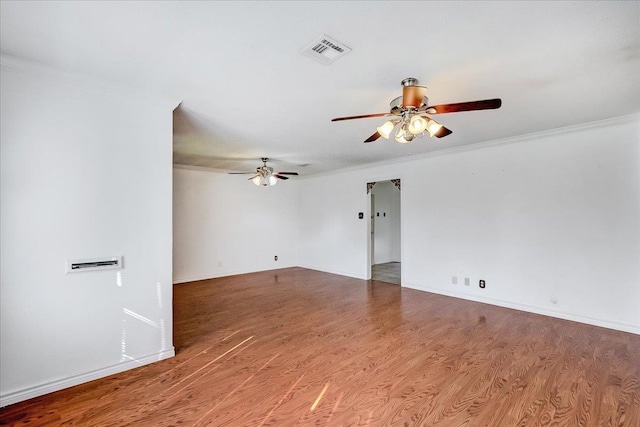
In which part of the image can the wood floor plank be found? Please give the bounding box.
[1,267,639,426]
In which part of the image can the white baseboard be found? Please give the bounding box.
[0,348,175,408]
[297,263,367,281]
[403,281,640,335]
[173,265,296,284]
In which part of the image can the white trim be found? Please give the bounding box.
[0,348,175,408]
[402,281,640,336]
[173,265,298,285]
[176,266,369,284]
[0,54,181,110]
[172,164,233,174]
[297,113,640,179]
[296,264,367,281]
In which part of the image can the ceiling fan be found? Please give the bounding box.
[229,158,299,186]
[331,78,501,143]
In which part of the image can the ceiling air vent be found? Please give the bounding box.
[301,34,351,65]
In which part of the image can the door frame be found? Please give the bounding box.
[365,176,403,283]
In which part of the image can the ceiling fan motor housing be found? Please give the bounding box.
[330,77,501,143]
[401,77,419,87]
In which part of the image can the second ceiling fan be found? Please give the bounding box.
[331,78,501,143]
[229,158,298,186]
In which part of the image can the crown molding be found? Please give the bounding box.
[172,164,234,174]
[1,54,181,110]
[299,113,640,180]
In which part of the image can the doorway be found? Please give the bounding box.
[368,179,401,285]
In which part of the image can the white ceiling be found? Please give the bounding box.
[2,1,639,175]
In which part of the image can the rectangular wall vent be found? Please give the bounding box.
[301,34,351,65]
[66,256,123,273]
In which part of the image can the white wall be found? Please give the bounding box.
[173,167,299,283]
[298,115,640,334]
[297,172,370,278]
[1,55,636,410]
[371,181,401,264]
[0,56,176,406]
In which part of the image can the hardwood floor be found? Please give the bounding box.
[1,267,639,426]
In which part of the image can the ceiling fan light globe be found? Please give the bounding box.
[408,115,428,134]
[394,127,413,143]
[427,119,444,137]
[252,175,262,186]
[376,121,395,139]
[268,175,278,186]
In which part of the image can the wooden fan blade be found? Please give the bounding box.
[247,175,259,180]
[331,113,389,122]
[364,131,381,143]
[402,85,427,108]
[274,174,289,180]
[434,126,453,138]
[428,98,501,114]
[229,172,254,174]
[276,172,299,175]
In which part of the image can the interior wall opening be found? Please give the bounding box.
[368,179,401,285]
